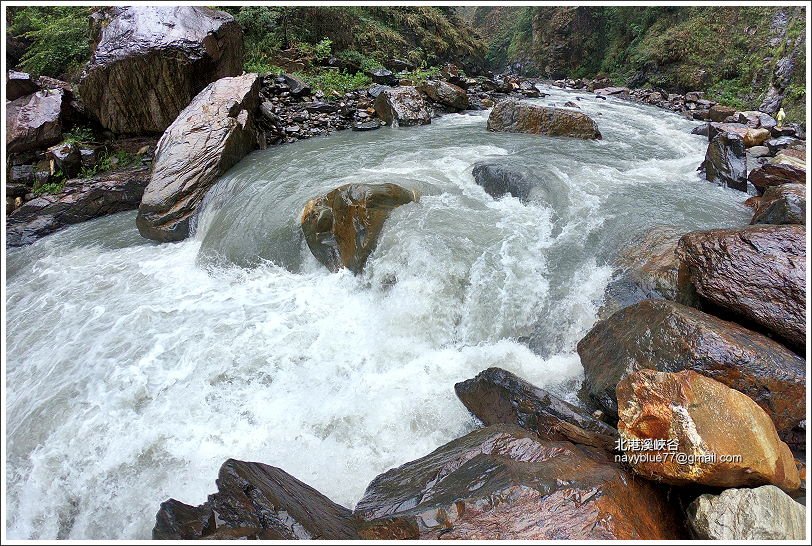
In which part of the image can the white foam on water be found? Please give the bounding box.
[5,88,751,539]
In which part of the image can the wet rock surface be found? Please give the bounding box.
[677,225,806,348]
[136,73,261,242]
[617,369,800,491]
[301,183,417,273]
[6,88,71,153]
[7,165,150,247]
[578,299,806,444]
[353,424,681,540]
[751,183,805,225]
[687,485,806,540]
[6,70,39,101]
[417,80,469,111]
[487,99,601,139]
[79,6,243,134]
[455,367,618,449]
[153,459,359,539]
[471,162,534,201]
[700,132,747,191]
[373,86,432,127]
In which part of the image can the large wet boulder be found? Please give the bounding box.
[487,99,601,139]
[677,225,806,348]
[78,6,243,134]
[471,162,534,201]
[6,88,70,153]
[700,132,747,191]
[353,425,681,540]
[687,485,806,540]
[751,183,805,225]
[455,367,618,450]
[594,86,630,100]
[748,156,806,193]
[708,104,737,122]
[373,87,432,127]
[153,459,359,539]
[301,183,417,274]
[7,165,151,247]
[6,70,38,101]
[578,299,805,444]
[136,73,261,242]
[617,369,800,491]
[417,80,469,111]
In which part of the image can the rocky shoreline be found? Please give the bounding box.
[4,6,807,541]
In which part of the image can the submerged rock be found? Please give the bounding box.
[617,369,800,491]
[455,367,618,449]
[301,183,417,273]
[353,425,681,540]
[6,88,70,153]
[700,132,747,191]
[79,6,243,134]
[487,99,601,139]
[578,299,805,443]
[471,162,534,201]
[373,86,432,127]
[677,225,806,348]
[7,166,151,247]
[417,80,469,111]
[687,485,806,540]
[136,73,261,242]
[153,459,359,539]
[751,183,805,225]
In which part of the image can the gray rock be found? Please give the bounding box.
[688,485,805,540]
[136,73,261,242]
[78,6,243,134]
[747,145,770,158]
[487,100,601,139]
[751,183,805,225]
[417,80,469,111]
[6,89,70,153]
[373,86,431,127]
[6,70,39,101]
[700,132,747,191]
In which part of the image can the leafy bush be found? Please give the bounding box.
[7,6,92,79]
[298,69,372,95]
[62,125,95,145]
[33,180,65,195]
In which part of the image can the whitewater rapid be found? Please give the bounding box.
[5,86,751,539]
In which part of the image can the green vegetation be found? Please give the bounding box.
[33,179,65,196]
[6,6,92,79]
[298,69,372,96]
[62,125,95,145]
[79,150,138,179]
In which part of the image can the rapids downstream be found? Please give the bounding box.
[6,86,752,539]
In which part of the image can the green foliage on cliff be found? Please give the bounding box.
[6,6,92,79]
[471,5,806,121]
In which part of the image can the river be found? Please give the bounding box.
[5,85,751,539]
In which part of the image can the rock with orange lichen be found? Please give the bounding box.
[353,424,682,540]
[301,183,417,273]
[616,369,800,492]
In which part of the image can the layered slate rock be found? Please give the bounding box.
[373,87,432,127]
[78,6,243,134]
[616,369,800,491]
[153,459,359,539]
[578,299,805,442]
[700,132,747,191]
[687,485,806,540]
[417,80,469,111]
[353,425,681,540]
[487,99,601,139]
[748,156,806,193]
[136,73,261,242]
[751,183,805,225]
[677,225,806,348]
[7,166,150,247]
[455,367,618,450]
[6,88,70,153]
[301,183,417,273]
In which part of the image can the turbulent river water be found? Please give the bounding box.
[6,86,752,539]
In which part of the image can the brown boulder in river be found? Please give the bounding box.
[677,225,806,348]
[136,73,261,242]
[578,299,805,445]
[455,367,617,449]
[153,459,359,539]
[487,99,601,139]
[751,183,805,225]
[616,369,800,492]
[353,424,682,540]
[301,183,417,273]
[78,6,243,134]
[417,80,469,111]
